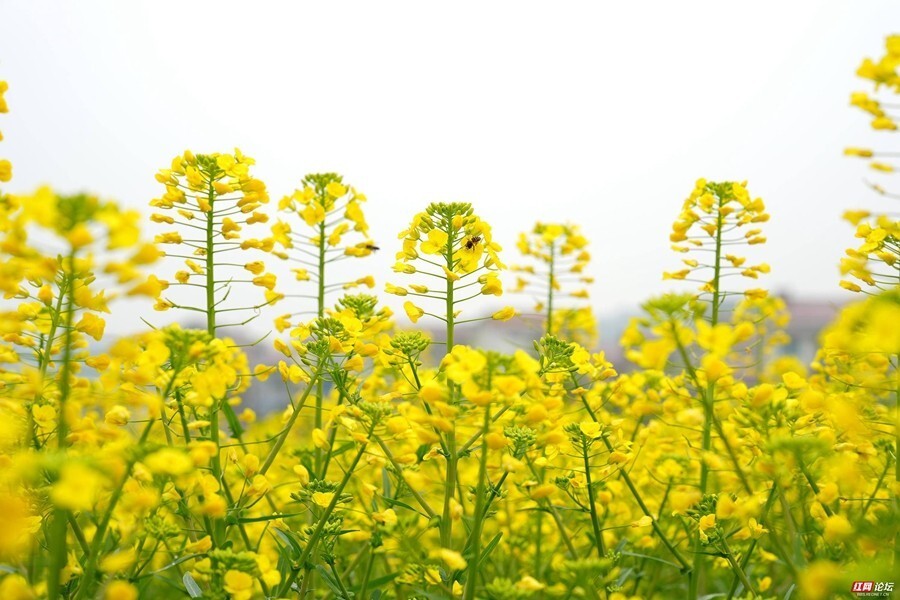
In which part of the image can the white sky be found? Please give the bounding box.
[1,2,898,334]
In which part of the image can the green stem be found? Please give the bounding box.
[440,219,458,550]
[727,486,778,599]
[47,250,77,600]
[462,471,508,557]
[72,421,154,600]
[582,438,606,558]
[578,393,691,573]
[358,546,377,600]
[463,405,491,600]
[796,453,833,517]
[440,439,458,549]
[56,251,77,448]
[205,179,216,335]
[721,537,757,598]
[692,199,722,600]
[315,218,326,475]
[374,435,437,518]
[46,508,68,600]
[894,352,899,568]
[546,241,555,336]
[30,267,70,448]
[526,457,578,559]
[329,561,351,599]
[202,181,227,550]
[260,373,320,476]
[277,422,375,596]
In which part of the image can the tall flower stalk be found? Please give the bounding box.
[273,173,375,475]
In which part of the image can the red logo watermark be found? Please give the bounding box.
[852,581,894,597]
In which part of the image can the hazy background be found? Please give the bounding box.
[1,1,897,340]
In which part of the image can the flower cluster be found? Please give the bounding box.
[664,180,770,301]
[511,222,595,344]
[0,80,10,184]
[389,202,514,335]
[0,36,897,600]
[272,173,376,331]
[152,150,281,319]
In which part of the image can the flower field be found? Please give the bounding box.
[0,34,898,600]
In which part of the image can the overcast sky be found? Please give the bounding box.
[1,2,897,334]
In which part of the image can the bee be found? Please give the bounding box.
[364,243,380,251]
[464,235,482,251]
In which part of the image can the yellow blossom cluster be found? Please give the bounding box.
[0,80,10,183]
[843,36,900,293]
[664,179,770,300]
[0,37,898,600]
[511,223,596,345]
[388,202,515,334]
[271,173,377,332]
[151,150,282,316]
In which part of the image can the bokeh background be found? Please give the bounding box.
[2,1,898,366]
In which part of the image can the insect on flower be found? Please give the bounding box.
[464,235,482,250]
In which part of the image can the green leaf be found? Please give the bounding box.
[273,528,303,559]
[351,571,398,592]
[380,495,427,518]
[141,554,203,579]
[182,572,203,598]
[477,532,503,569]
[315,565,345,598]
[222,403,245,438]
[238,512,305,523]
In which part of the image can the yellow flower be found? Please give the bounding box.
[0,574,34,600]
[491,306,516,321]
[442,345,487,384]
[224,570,254,600]
[822,514,853,543]
[104,405,131,426]
[312,428,330,450]
[839,280,862,292]
[32,404,57,430]
[631,515,653,528]
[144,448,194,476]
[434,548,467,570]
[74,312,106,341]
[420,229,448,255]
[129,275,168,298]
[480,274,503,296]
[701,355,731,381]
[404,301,425,323]
[51,463,104,511]
[385,283,408,296]
[0,159,12,183]
[782,371,806,389]
[843,147,874,157]
[530,484,557,500]
[325,181,347,197]
[516,576,545,591]
[579,420,602,439]
[699,514,717,532]
[293,464,310,486]
[747,518,768,539]
[184,536,212,553]
[252,273,277,290]
[99,548,137,573]
[608,451,630,465]
[200,495,227,518]
[372,509,398,527]
[312,491,335,508]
